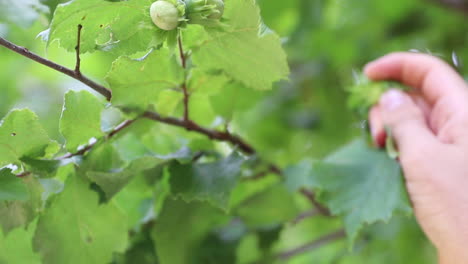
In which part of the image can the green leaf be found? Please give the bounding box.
[235,184,298,227]
[106,48,185,110]
[0,221,41,264]
[0,109,57,167]
[60,90,104,152]
[209,81,263,120]
[311,139,412,244]
[113,174,154,229]
[20,157,65,178]
[85,143,192,199]
[284,159,318,192]
[47,0,161,54]
[151,198,229,264]
[81,143,124,172]
[33,174,128,264]
[191,0,289,90]
[168,153,245,210]
[87,156,166,200]
[0,175,44,234]
[0,168,28,201]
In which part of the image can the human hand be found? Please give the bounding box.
[365,52,468,264]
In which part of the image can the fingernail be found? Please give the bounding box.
[380,90,406,111]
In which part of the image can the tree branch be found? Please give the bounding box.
[276,229,346,261]
[178,34,190,122]
[300,188,332,216]
[429,0,468,14]
[143,111,256,155]
[59,119,136,159]
[291,209,320,225]
[0,37,112,101]
[1,36,332,219]
[74,24,83,74]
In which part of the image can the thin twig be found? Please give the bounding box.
[178,34,190,122]
[245,164,283,181]
[74,24,83,74]
[0,37,112,101]
[429,0,468,14]
[300,188,332,216]
[276,229,346,261]
[59,119,136,159]
[16,172,32,178]
[291,209,320,225]
[143,111,256,155]
[107,119,136,138]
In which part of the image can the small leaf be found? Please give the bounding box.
[20,157,65,178]
[106,48,185,110]
[0,168,28,201]
[191,0,289,90]
[33,173,128,264]
[151,198,229,264]
[0,221,41,264]
[0,109,57,167]
[235,184,298,227]
[284,159,318,192]
[87,156,166,200]
[60,90,104,152]
[47,0,161,54]
[0,175,44,234]
[169,152,245,210]
[311,139,412,244]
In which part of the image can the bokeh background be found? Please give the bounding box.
[0,0,467,263]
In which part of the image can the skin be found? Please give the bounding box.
[365,52,468,263]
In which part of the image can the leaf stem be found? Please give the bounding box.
[143,111,256,155]
[0,37,112,101]
[276,229,346,261]
[300,188,332,216]
[178,34,190,122]
[429,0,468,14]
[59,119,136,159]
[74,24,83,75]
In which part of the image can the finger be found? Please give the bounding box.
[379,89,438,156]
[364,52,468,106]
[369,106,386,147]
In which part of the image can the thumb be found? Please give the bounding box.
[379,89,437,155]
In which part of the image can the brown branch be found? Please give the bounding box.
[0,35,332,218]
[0,37,112,101]
[143,111,256,155]
[245,164,283,181]
[59,119,136,159]
[300,188,332,216]
[75,24,83,74]
[107,119,136,138]
[178,35,190,122]
[429,0,468,14]
[16,171,32,178]
[291,209,320,225]
[276,229,346,261]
